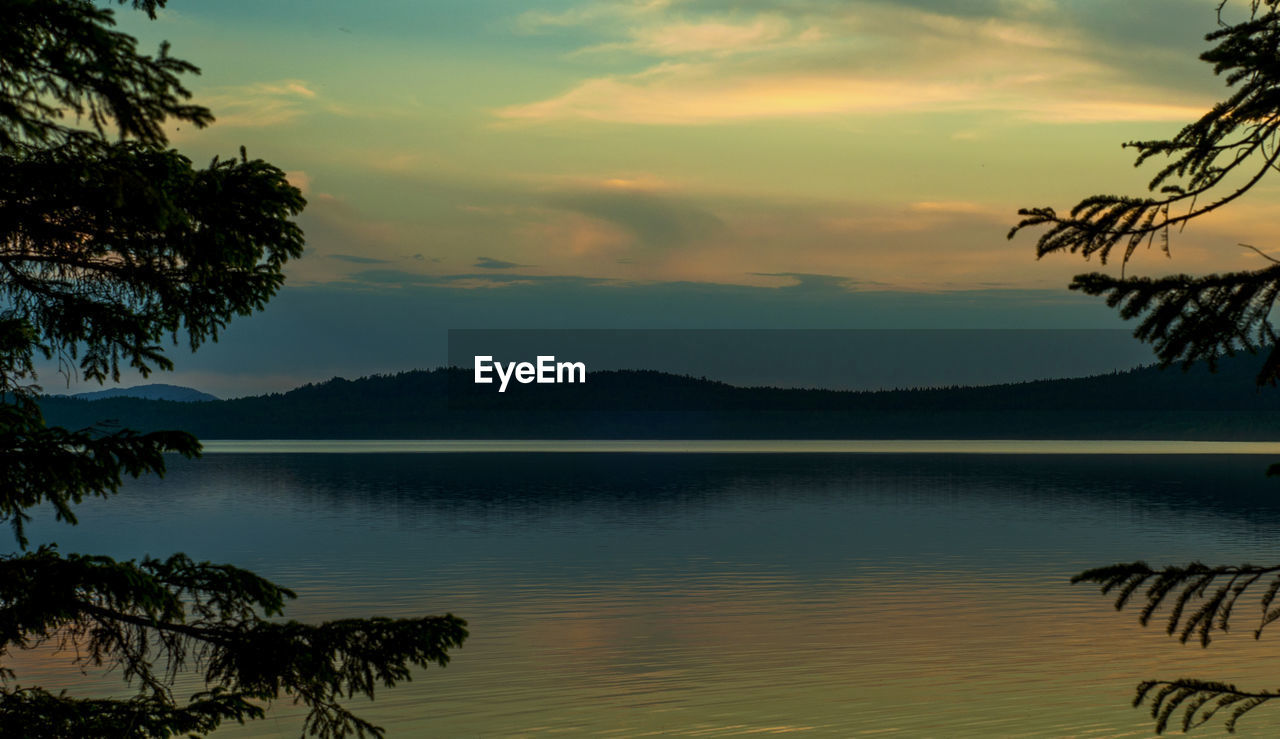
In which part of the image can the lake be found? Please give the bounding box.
[13,444,1280,737]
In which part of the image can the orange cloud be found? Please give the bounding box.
[498,67,981,124]
[517,209,636,257]
[1021,100,1213,123]
[198,79,321,128]
[496,5,1213,127]
[582,16,805,57]
[284,170,312,195]
[498,62,1209,126]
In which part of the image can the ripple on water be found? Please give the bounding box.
[12,451,1280,737]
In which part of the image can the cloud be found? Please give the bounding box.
[751,272,873,291]
[198,79,322,128]
[499,67,1206,126]
[596,175,673,191]
[516,0,672,32]
[514,209,635,258]
[580,16,808,57]
[474,256,529,269]
[343,269,443,286]
[329,254,392,265]
[283,168,1256,293]
[1018,100,1210,124]
[284,170,312,195]
[342,269,598,289]
[547,189,724,247]
[282,193,413,284]
[499,66,980,124]
[495,2,1216,126]
[908,201,995,215]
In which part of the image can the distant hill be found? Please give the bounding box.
[34,355,1280,440]
[62,384,219,403]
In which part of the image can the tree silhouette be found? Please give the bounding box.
[1010,0,1280,732]
[0,2,466,737]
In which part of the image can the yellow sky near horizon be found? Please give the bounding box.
[109,0,1280,294]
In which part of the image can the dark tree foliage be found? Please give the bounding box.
[1011,0,1280,386]
[1010,0,1280,733]
[0,1,467,737]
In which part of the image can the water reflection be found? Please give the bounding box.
[13,452,1280,736]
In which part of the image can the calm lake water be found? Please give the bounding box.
[14,443,1280,737]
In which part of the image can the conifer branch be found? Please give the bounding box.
[1134,679,1278,734]
[0,2,468,735]
[1075,562,1280,733]
[0,548,469,738]
[1073,562,1280,645]
[1014,2,1280,735]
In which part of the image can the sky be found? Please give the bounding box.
[71,0,1280,396]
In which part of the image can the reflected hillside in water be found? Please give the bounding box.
[33,451,1280,578]
[163,450,1280,519]
[17,450,1280,737]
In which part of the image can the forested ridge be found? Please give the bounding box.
[37,354,1280,439]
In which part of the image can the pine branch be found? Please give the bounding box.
[0,4,468,737]
[1074,561,1280,733]
[0,401,199,549]
[0,0,209,150]
[1134,678,1277,734]
[0,140,306,385]
[0,686,264,739]
[0,548,469,739]
[1018,3,1280,736]
[1069,267,1280,384]
[1073,561,1280,646]
[1008,6,1280,362]
[1008,4,1280,272]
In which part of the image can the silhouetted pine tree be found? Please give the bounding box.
[0,2,466,736]
[1011,1,1280,732]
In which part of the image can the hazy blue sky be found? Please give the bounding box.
[68,0,1280,395]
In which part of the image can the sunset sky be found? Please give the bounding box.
[89,0,1280,395]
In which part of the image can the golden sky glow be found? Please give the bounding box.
[110,0,1280,296]
[77,0,1280,394]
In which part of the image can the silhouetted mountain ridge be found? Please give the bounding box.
[36,354,1280,439]
[59,383,219,402]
